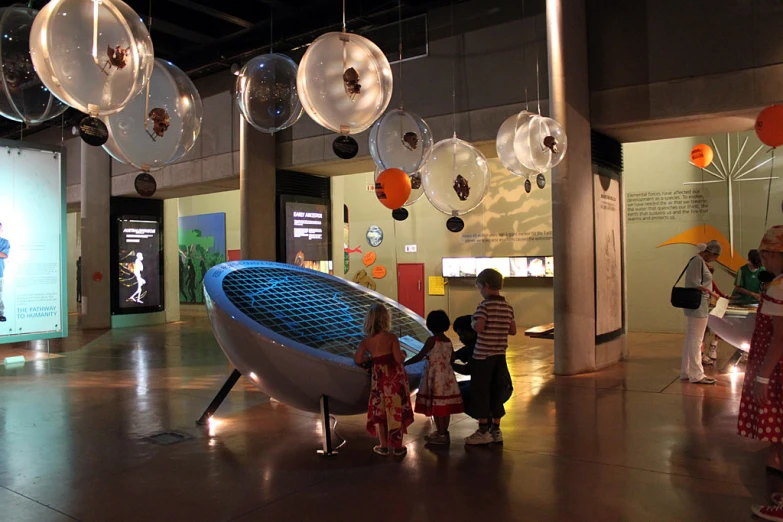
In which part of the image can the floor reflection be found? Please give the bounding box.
[0,310,772,521]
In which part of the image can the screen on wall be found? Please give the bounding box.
[442,257,553,278]
[282,196,332,274]
[0,144,65,344]
[117,218,162,310]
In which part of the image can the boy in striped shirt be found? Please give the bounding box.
[465,268,516,445]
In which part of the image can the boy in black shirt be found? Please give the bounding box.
[452,315,513,421]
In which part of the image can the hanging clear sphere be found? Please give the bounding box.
[375,166,424,207]
[236,53,302,134]
[369,109,432,174]
[0,6,67,125]
[421,136,491,216]
[29,0,154,116]
[496,110,538,177]
[297,31,392,134]
[513,115,568,172]
[102,58,202,172]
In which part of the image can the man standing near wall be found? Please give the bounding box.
[0,222,8,322]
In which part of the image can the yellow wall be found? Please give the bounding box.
[625,131,782,333]
[331,159,555,328]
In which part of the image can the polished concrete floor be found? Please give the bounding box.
[0,307,775,521]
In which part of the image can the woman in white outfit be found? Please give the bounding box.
[681,240,722,384]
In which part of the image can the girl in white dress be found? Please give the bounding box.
[405,310,464,444]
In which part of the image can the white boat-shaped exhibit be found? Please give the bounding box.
[203,261,428,416]
[707,304,757,353]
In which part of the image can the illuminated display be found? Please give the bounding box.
[442,256,554,278]
[282,196,332,274]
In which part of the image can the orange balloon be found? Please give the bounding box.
[756,105,783,148]
[375,168,412,210]
[363,251,376,267]
[372,265,387,279]
[690,144,713,169]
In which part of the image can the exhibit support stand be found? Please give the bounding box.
[195,369,241,425]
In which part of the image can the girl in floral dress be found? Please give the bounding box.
[354,304,414,457]
[405,310,464,444]
[737,226,783,520]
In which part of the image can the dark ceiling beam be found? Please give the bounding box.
[141,15,215,44]
[165,0,255,28]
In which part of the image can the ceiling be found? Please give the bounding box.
[0,0,455,139]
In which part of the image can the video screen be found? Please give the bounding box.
[475,257,511,278]
[284,198,332,274]
[442,256,554,278]
[442,257,477,278]
[117,219,162,309]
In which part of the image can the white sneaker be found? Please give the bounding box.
[708,344,718,360]
[702,356,714,366]
[465,429,493,445]
[491,429,503,443]
[692,377,717,385]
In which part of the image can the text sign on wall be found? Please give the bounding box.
[627,189,709,222]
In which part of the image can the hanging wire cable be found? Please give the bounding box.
[766,150,775,227]
[143,0,153,133]
[450,0,456,137]
[397,0,404,109]
[342,0,346,32]
[269,9,274,53]
[535,47,541,116]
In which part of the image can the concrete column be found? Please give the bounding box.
[547,0,596,374]
[239,115,276,261]
[164,199,180,323]
[79,142,111,329]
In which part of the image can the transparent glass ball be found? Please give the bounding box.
[514,115,568,172]
[369,109,432,174]
[29,0,154,116]
[236,53,302,134]
[103,58,202,172]
[375,166,424,207]
[496,110,538,177]
[0,6,67,124]
[297,31,392,134]
[421,136,491,216]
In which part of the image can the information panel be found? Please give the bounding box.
[282,196,332,274]
[117,218,162,310]
[594,173,623,335]
[0,143,65,343]
[442,256,553,278]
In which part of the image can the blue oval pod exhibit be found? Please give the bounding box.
[203,261,428,416]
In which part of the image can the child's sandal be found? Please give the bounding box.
[393,447,408,457]
[373,445,389,456]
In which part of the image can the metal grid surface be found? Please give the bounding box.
[222,266,428,358]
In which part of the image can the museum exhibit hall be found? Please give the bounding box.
[2,0,783,520]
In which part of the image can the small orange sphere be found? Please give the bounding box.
[756,105,783,148]
[690,144,713,169]
[375,168,412,210]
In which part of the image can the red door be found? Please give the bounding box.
[397,263,425,318]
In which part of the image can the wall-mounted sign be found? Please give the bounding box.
[366,225,383,247]
[372,265,387,279]
[363,251,376,266]
[404,244,417,253]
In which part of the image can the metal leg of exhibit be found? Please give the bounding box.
[720,348,744,374]
[196,369,242,426]
[317,395,338,457]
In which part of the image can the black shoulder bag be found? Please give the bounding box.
[670,256,704,310]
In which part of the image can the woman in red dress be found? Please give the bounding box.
[737,226,783,520]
